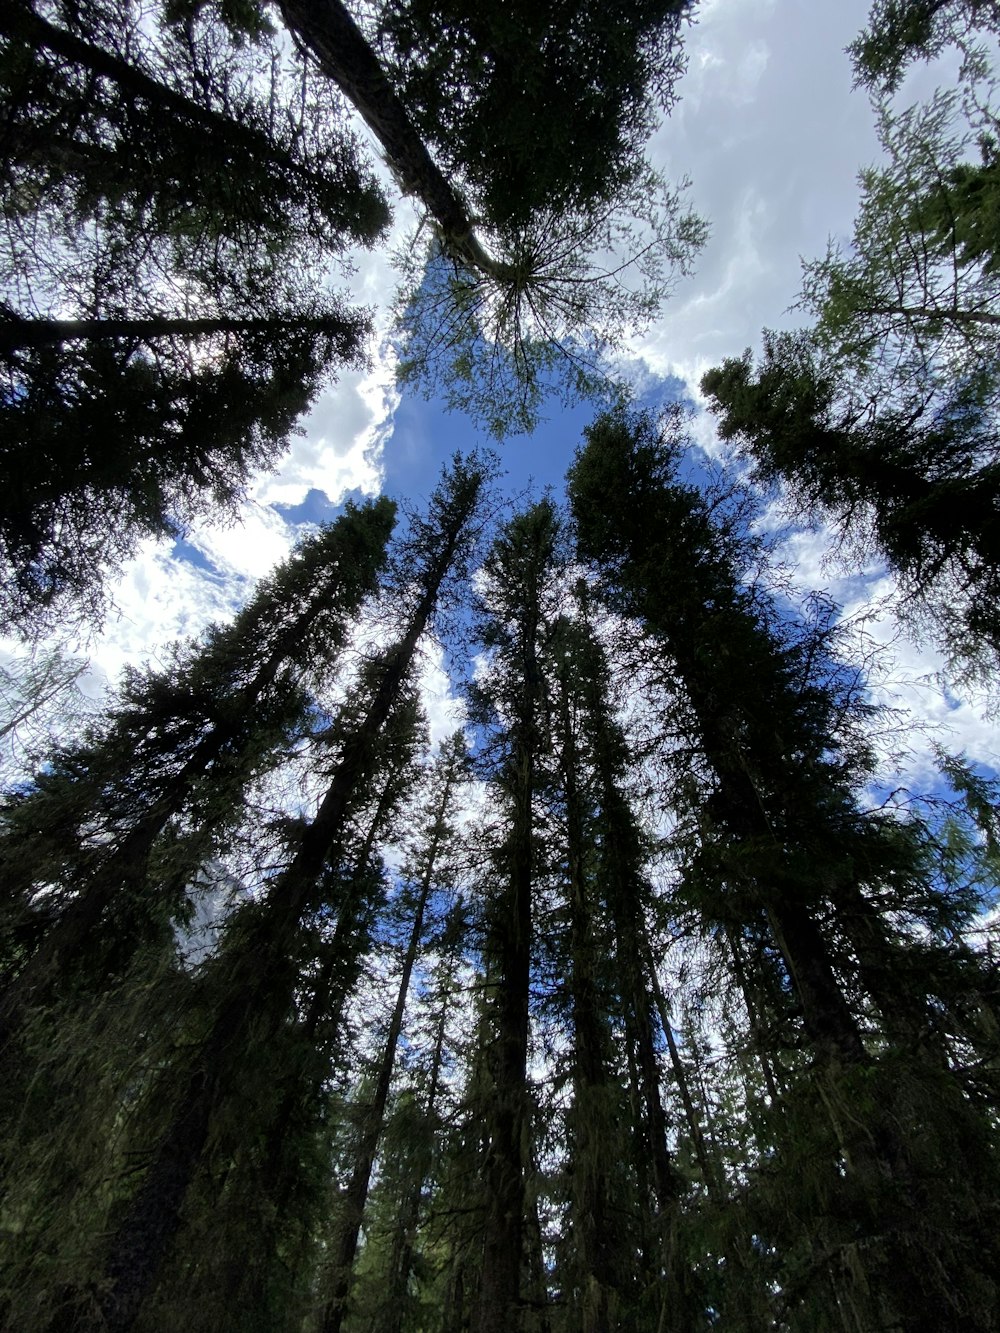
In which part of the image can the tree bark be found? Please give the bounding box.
[276,0,501,276]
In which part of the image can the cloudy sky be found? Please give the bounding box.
[3,0,996,786]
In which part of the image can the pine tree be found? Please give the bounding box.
[139,691,430,1333]
[466,500,561,1333]
[568,406,1000,1330]
[1,0,388,628]
[0,498,396,1045]
[542,610,681,1332]
[1,300,370,631]
[701,334,1000,688]
[0,499,396,1327]
[318,733,469,1333]
[269,0,704,433]
[353,891,471,1333]
[70,452,490,1333]
[1,1,387,263]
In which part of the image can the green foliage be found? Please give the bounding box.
[850,0,1000,93]
[0,498,395,1015]
[395,177,706,437]
[702,328,1000,692]
[569,405,1000,1329]
[0,0,389,630]
[1,310,369,631]
[0,2,388,264]
[376,0,693,234]
[919,133,1000,272]
[4,2,1000,1323]
[799,90,1000,380]
[700,63,1000,692]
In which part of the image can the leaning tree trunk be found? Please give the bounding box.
[276,0,500,276]
[0,312,362,353]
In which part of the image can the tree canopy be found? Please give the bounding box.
[4,4,1000,1332]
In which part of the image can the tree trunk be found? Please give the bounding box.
[276,0,499,276]
[475,513,552,1333]
[644,951,719,1196]
[320,764,457,1333]
[557,668,618,1333]
[0,312,361,353]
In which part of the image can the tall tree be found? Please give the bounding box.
[77,452,490,1333]
[138,692,430,1333]
[268,0,705,432]
[375,0,693,233]
[568,407,1000,1330]
[701,330,1000,684]
[541,610,685,1331]
[467,500,561,1333]
[0,497,396,1040]
[1,307,369,630]
[0,1,387,264]
[0,500,398,1330]
[1,0,388,628]
[318,733,469,1333]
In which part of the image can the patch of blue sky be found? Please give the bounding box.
[272,487,347,528]
[381,365,692,509]
[168,536,219,575]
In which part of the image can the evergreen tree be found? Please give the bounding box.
[266,0,705,433]
[568,406,1000,1330]
[73,452,489,1333]
[0,1,387,266]
[1,300,369,631]
[375,0,693,234]
[701,331,1000,684]
[541,610,684,1332]
[318,733,469,1333]
[0,500,397,1328]
[139,692,430,1333]
[467,500,561,1333]
[351,892,471,1333]
[1,0,387,628]
[0,498,396,1043]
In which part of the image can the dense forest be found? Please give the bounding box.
[2,0,1000,1330]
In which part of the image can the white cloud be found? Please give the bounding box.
[415,638,468,751]
[79,537,242,690]
[642,0,880,392]
[186,503,296,581]
[254,356,398,509]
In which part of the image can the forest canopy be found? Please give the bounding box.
[2,2,1000,1332]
